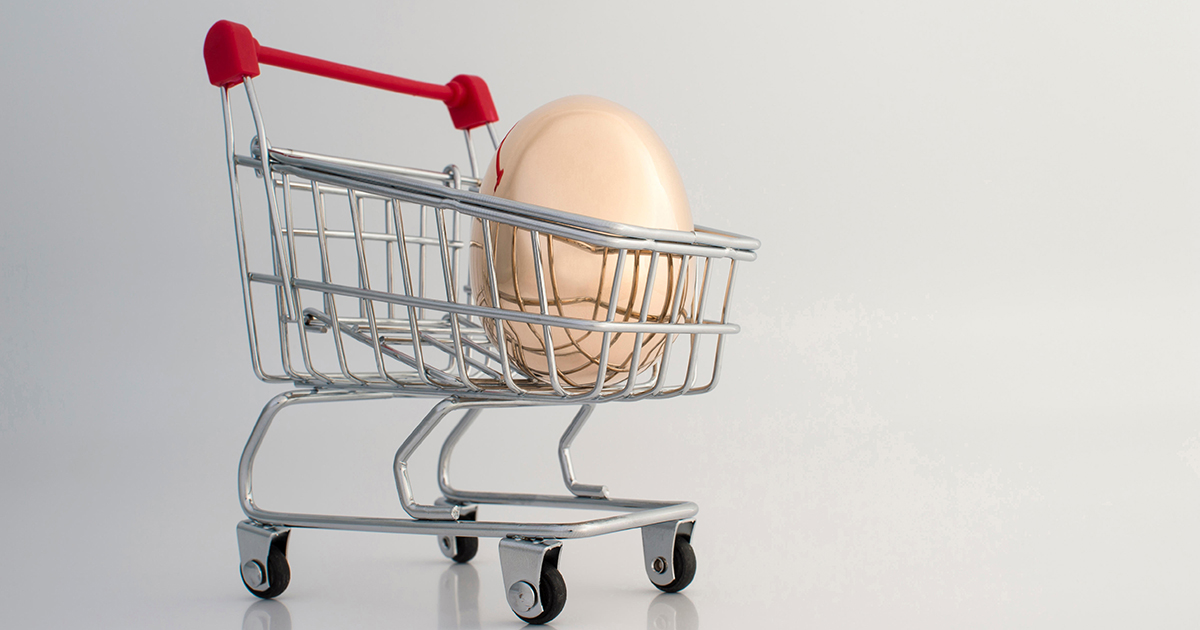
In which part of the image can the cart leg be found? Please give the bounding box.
[436,407,482,501]
[435,501,478,562]
[498,537,567,624]
[641,520,696,592]
[433,408,483,561]
[237,520,291,598]
[394,397,466,520]
[437,403,610,500]
[239,391,307,518]
[557,404,608,499]
[240,388,394,520]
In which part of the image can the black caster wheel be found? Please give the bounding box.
[653,536,696,594]
[515,564,567,625]
[448,536,478,563]
[242,545,290,599]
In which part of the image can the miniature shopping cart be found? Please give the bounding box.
[204,20,759,624]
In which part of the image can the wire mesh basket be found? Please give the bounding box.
[235,136,757,401]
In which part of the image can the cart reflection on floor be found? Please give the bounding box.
[237,565,699,630]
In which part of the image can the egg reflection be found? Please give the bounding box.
[469,96,695,388]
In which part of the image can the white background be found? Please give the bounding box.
[3,1,1200,628]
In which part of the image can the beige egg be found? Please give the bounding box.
[470,95,695,389]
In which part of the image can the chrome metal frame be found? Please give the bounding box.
[238,390,699,538]
[218,72,758,619]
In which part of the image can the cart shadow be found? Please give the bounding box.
[232,566,488,630]
[646,592,699,630]
[241,599,291,630]
[439,563,481,629]
[238,565,698,629]
[436,563,698,629]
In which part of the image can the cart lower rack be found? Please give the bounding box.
[205,20,759,624]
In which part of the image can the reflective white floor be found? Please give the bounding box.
[6,397,1200,629]
[4,0,1200,628]
[235,554,701,630]
[237,570,700,630]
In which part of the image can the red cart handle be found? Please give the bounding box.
[203,20,498,131]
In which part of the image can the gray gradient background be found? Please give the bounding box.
[3,1,1199,628]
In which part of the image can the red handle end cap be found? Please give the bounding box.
[204,20,260,87]
[445,75,499,130]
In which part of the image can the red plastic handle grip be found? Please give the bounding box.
[203,20,498,130]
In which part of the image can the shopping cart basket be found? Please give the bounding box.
[204,20,759,624]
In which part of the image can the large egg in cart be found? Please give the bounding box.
[471,95,695,388]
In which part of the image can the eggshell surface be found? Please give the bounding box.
[470,95,695,389]
[481,95,693,231]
